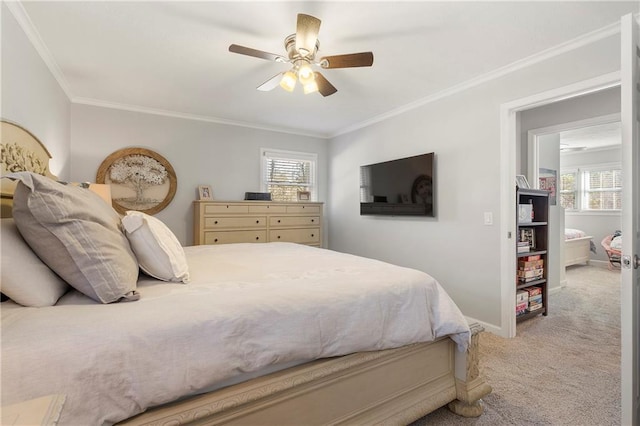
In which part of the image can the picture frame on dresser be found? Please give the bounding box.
[198,185,213,200]
[297,191,311,201]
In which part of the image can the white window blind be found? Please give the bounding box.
[261,149,317,202]
[560,163,621,212]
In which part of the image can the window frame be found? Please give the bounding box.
[560,162,621,214]
[260,148,318,202]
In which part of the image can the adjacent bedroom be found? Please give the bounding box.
[1,1,638,426]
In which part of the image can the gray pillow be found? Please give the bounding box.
[0,218,69,306]
[8,172,139,303]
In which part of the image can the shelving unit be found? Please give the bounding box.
[516,187,549,323]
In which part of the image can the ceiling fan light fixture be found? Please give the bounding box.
[303,80,319,94]
[280,70,297,92]
[298,63,315,85]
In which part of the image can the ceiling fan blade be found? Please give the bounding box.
[229,44,287,63]
[296,14,321,57]
[314,72,337,97]
[257,73,284,91]
[320,52,374,68]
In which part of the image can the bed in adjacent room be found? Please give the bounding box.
[564,228,594,267]
[0,120,491,425]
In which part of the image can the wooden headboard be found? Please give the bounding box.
[1,119,58,217]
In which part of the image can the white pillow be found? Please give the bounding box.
[121,211,190,283]
[9,172,140,304]
[0,218,69,306]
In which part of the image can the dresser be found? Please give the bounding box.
[193,201,323,247]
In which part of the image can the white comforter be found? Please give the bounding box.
[1,243,469,425]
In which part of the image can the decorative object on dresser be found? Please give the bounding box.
[198,185,213,200]
[244,191,272,201]
[297,190,311,201]
[194,200,323,246]
[516,187,549,322]
[96,147,177,215]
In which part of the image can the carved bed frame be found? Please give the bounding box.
[1,119,491,425]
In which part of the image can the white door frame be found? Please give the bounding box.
[499,71,620,339]
[620,12,639,425]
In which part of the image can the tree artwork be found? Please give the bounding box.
[97,147,177,215]
[108,154,168,207]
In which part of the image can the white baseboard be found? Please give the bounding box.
[464,316,504,337]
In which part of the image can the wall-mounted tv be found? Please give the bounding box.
[360,152,434,217]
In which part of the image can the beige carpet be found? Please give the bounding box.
[411,265,621,425]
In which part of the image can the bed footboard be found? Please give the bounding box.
[448,323,492,417]
[120,324,490,425]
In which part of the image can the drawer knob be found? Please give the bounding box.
[214,238,218,243]
[214,220,218,224]
[277,219,281,223]
[311,234,314,237]
[256,220,259,224]
[277,236,281,239]
[311,219,314,223]
[256,236,260,240]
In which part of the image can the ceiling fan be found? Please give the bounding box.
[228,13,374,97]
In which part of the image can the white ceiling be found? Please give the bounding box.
[560,121,621,151]
[12,1,638,138]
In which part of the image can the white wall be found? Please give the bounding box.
[1,2,71,177]
[70,105,328,245]
[328,33,621,330]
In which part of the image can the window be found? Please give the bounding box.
[261,149,317,202]
[559,170,577,210]
[559,164,621,212]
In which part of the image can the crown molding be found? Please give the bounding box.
[5,0,73,100]
[72,97,330,139]
[8,0,630,140]
[330,19,623,138]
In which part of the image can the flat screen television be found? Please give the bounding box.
[360,152,434,217]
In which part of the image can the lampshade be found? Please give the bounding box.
[88,183,112,205]
[298,64,315,85]
[303,80,319,95]
[279,70,297,92]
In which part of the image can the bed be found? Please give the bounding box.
[0,119,491,425]
[564,228,594,267]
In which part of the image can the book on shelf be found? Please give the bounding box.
[526,286,542,297]
[520,254,541,261]
[516,290,529,303]
[528,302,543,311]
[519,276,542,283]
[518,259,544,270]
[519,228,536,249]
[518,269,543,280]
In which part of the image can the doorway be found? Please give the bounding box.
[527,113,622,290]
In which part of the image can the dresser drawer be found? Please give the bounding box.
[203,204,249,214]
[286,205,321,214]
[203,230,267,244]
[204,216,266,229]
[269,216,320,227]
[248,205,287,214]
[269,228,320,244]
